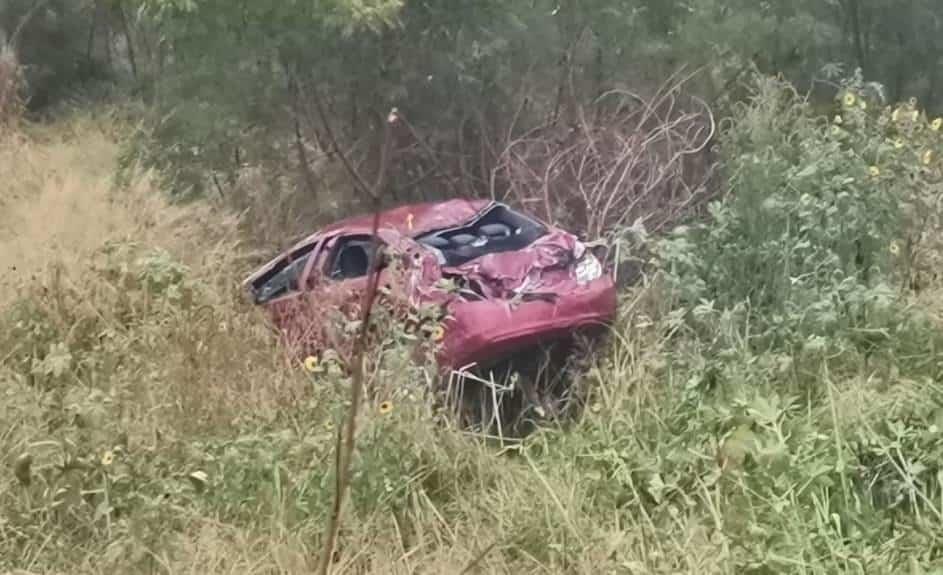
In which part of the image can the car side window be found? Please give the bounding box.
[325,235,385,281]
[253,243,316,303]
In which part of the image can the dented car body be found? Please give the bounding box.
[243,199,617,373]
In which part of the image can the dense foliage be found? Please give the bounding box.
[4,1,943,215]
[6,2,943,573]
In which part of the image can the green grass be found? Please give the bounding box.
[4,87,943,574]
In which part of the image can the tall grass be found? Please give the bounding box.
[4,80,943,574]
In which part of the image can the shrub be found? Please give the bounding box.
[657,74,943,355]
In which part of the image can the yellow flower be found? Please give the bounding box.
[932,118,942,132]
[923,150,934,165]
[892,108,901,122]
[379,401,394,415]
[833,115,843,125]
[843,92,856,107]
[893,139,904,150]
[101,450,114,466]
[303,356,320,373]
[889,241,901,256]
[430,325,445,342]
[868,166,881,178]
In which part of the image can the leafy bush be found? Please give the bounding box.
[657,75,943,354]
[556,73,943,571]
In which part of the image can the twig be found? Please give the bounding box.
[460,540,501,574]
[210,172,226,200]
[8,0,48,49]
[310,81,377,201]
[315,109,398,575]
[290,78,319,197]
[493,68,717,240]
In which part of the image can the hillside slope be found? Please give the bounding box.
[3,108,943,574]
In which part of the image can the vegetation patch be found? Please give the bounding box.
[4,1,943,572]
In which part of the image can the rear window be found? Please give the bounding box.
[415,204,546,266]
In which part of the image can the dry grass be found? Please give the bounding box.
[1,120,136,297]
[0,115,318,572]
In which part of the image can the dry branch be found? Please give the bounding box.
[314,108,399,575]
[491,70,718,242]
[310,83,378,202]
[0,45,22,127]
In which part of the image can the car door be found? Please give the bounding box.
[276,232,396,357]
[264,238,331,353]
[308,233,387,322]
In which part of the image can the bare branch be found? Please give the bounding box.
[315,108,398,575]
[309,81,377,201]
[8,0,48,50]
[492,69,718,244]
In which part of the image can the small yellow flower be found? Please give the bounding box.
[303,356,320,373]
[889,241,901,256]
[843,92,857,107]
[932,118,942,132]
[430,325,445,342]
[379,401,394,415]
[101,450,114,466]
[833,115,843,125]
[868,166,881,178]
[923,150,934,165]
[892,108,901,122]
[894,139,904,150]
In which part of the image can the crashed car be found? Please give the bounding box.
[244,199,617,388]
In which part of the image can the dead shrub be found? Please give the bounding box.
[492,71,719,242]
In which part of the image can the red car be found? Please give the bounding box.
[244,199,617,385]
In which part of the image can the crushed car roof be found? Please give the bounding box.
[243,198,494,287]
[320,198,493,237]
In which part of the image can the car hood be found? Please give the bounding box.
[440,231,583,299]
